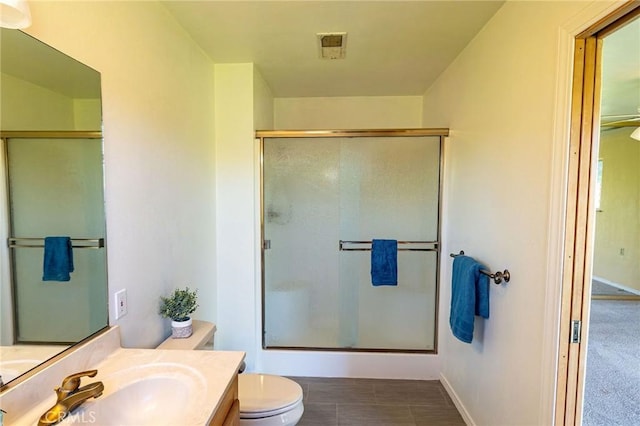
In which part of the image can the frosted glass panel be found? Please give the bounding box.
[263,136,440,351]
[7,138,107,343]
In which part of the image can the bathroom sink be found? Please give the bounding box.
[5,339,243,426]
[0,345,68,385]
[59,363,207,425]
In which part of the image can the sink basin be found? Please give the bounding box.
[0,345,68,385]
[4,338,243,426]
[60,363,207,425]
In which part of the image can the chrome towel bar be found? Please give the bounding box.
[450,250,511,284]
[8,237,105,249]
[340,240,438,252]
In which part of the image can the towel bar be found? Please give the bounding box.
[8,237,105,249]
[450,250,511,284]
[340,240,438,252]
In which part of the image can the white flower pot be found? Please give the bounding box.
[171,317,193,338]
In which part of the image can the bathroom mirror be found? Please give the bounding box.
[0,28,107,388]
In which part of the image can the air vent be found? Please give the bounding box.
[317,32,347,59]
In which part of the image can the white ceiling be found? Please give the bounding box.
[2,1,635,117]
[601,17,640,120]
[163,0,505,98]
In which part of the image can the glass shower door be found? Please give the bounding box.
[263,135,441,352]
[7,137,108,343]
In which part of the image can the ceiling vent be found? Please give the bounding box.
[317,32,347,59]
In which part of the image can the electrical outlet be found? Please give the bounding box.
[620,248,625,256]
[115,289,127,319]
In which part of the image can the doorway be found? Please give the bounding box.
[582,14,640,425]
[556,4,640,425]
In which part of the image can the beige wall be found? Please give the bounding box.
[1,73,75,130]
[593,127,640,293]
[214,63,260,369]
[73,98,102,131]
[254,67,274,131]
[1,67,101,131]
[23,1,217,348]
[274,96,422,129]
[422,1,612,424]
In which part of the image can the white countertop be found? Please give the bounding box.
[156,320,216,350]
[0,327,245,425]
[0,345,69,382]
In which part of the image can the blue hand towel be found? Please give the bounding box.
[475,269,490,320]
[43,236,74,281]
[371,239,397,286]
[449,255,490,343]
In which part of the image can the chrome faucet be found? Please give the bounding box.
[38,370,104,426]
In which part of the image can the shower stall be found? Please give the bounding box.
[259,129,447,353]
[1,132,108,344]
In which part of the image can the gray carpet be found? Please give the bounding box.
[583,299,640,425]
[591,280,638,297]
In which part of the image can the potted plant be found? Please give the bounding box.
[159,287,199,338]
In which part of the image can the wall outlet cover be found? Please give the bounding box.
[115,289,127,319]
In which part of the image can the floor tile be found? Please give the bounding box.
[298,402,338,426]
[373,380,450,406]
[411,405,466,425]
[285,376,464,426]
[306,381,375,404]
[338,403,415,425]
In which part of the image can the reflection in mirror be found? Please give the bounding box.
[0,28,106,388]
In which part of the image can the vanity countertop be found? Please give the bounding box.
[0,345,69,361]
[0,327,245,425]
[0,345,69,382]
[156,320,216,350]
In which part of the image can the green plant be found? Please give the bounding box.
[159,287,198,322]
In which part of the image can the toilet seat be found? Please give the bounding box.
[238,373,304,419]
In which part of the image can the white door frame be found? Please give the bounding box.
[552,2,640,425]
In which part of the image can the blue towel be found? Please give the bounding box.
[450,255,490,343]
[371,239,397,286]
[42,236,74,281]
[475,268,490,319]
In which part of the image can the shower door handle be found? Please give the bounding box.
[263,240,271,250]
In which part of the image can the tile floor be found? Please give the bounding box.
[288,377,466,426]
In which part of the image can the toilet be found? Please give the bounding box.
[238,373,304,426]
[156,320,304,425]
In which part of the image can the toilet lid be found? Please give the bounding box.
[238,374,303,417]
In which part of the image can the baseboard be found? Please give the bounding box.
[259,349,441,379]
[592,276,640,296]
[440,372,474,426]
[592,294,640,301]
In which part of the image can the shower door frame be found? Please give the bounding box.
[1,130,106,345]
[257,128,449,353]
